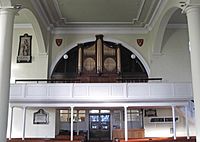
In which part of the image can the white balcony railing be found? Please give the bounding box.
[10,83,193,103]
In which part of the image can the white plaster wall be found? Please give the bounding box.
[144,108,195,137]
[10,27,48,83]
[7,108,56,138]
[150,28,192,82]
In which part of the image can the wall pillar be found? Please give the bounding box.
[22,107,27,140]
[185,106,190,139]
[124,106,128,141]
[70,106,74,141]
[185,5,200,142]
[172,106,176,140]
[0,8,16,142]
[8,106,14,140]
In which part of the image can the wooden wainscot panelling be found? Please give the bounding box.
[112,129,144,139]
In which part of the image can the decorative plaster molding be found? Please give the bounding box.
[145,0,168,31]
[167,24,188,29]
[14,23,33,29]
[52,26,148,34]
[52,0,63,20]
[132,0,145,23]
[30,0,50,30]
[30,0,167,33]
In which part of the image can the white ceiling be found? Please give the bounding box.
[13,0,187,29]
[32,0,162,27]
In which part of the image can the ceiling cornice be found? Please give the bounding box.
[42,1,56,24]
[28,0,168,34]
[145,0,168,31]
[52,26,148,35]
[14,23,33,29]
[132,0,145,23]
[30,0,52,30]
[167,24,188,29]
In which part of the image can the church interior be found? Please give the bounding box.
[0,0,200,142]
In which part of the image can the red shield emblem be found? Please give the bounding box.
[56,39,63,46]
[137,39,144,47]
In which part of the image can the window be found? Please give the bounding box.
[60,109,86,122]
[127,109,141,121]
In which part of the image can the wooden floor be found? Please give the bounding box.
[7,137,196,142]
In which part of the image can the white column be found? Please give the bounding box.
[70,106,74,141]
[0,8,16,142]
[110,110,113,140]
[185,106,189,139]
[185,5,200,142]
[124,106,128,141]
[22,107,27,140]
[9,106,14,140]
[172,106,176,140]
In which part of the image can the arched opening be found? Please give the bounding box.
[51,35,148,83]
[153,7,179,54]
[14,8,46,54]
[10,8,48,82]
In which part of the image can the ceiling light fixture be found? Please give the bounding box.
[131,54,136,59]
[63,54,68,59]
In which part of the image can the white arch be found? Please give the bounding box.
[153,7,179,54]
[15,8,46,54]
[49,37,150,77]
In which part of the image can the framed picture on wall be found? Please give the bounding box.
[17,33,32,63]
[33,109,49,124]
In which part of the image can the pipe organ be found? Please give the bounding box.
[77,35,121,82]
[52,34,148,83]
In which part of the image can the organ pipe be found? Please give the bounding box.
[78,44,82,74]
[96,35,103,74]
[117,46,121,73]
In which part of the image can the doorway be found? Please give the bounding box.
[89,112,110,141]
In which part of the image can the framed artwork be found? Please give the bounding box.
[144,109,157,117]
[17,33,32,63]
[33,109,49,124]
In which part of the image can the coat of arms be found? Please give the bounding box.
[137,39,144,47]
[56,39,63,46]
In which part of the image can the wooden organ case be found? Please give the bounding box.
[77,35,121,83]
